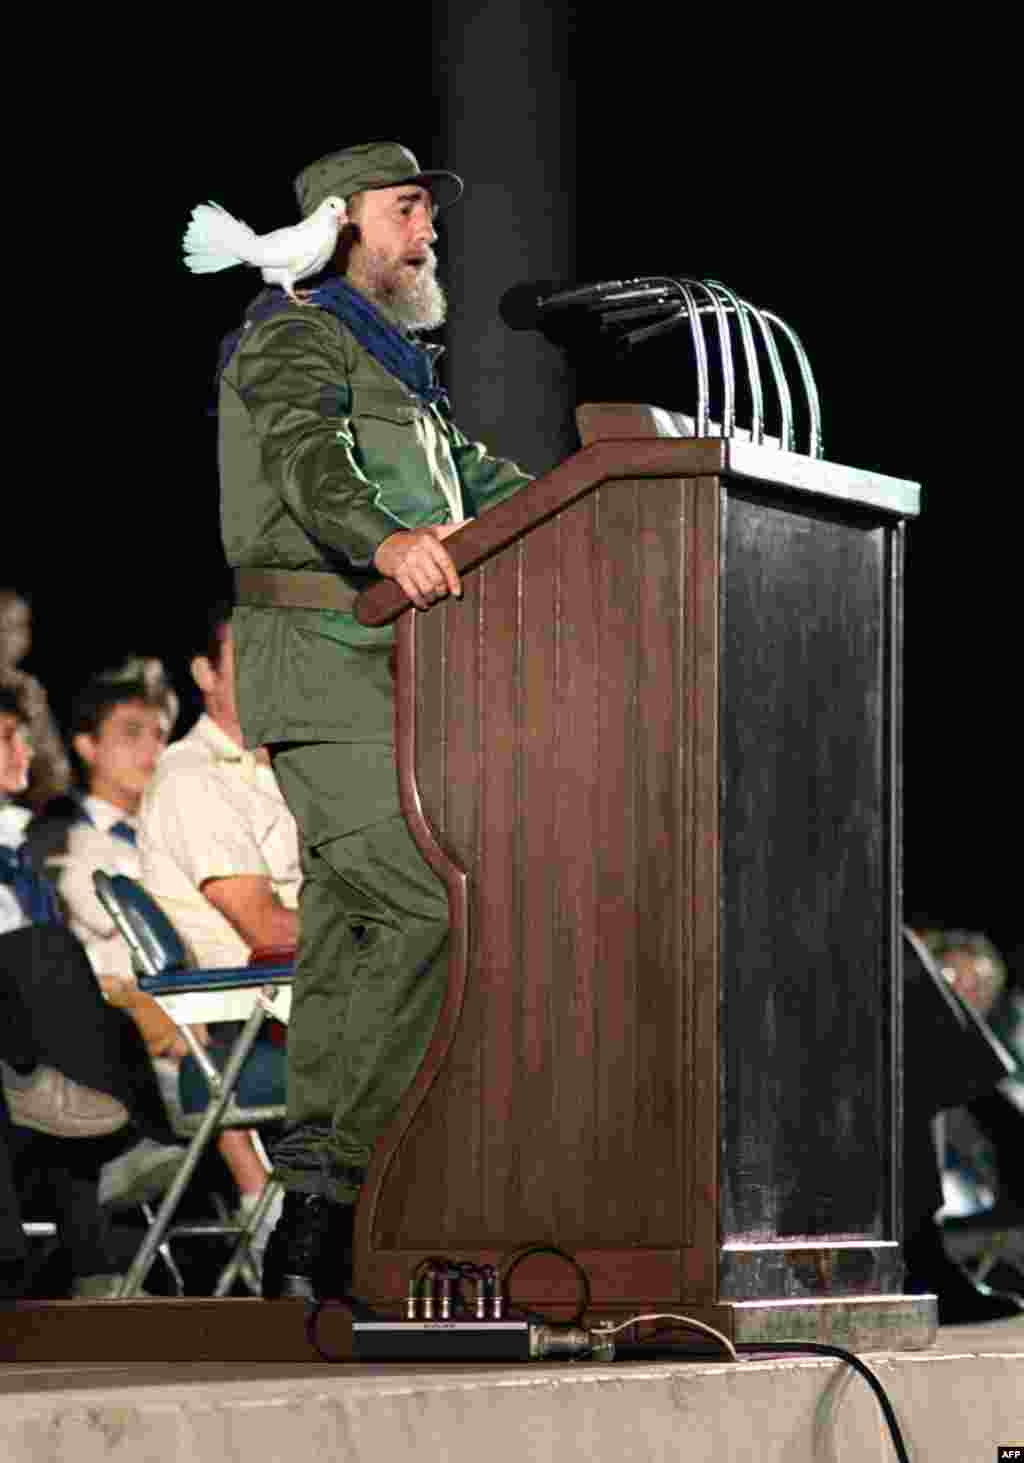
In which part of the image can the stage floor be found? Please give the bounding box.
[1,1314,1021,1462]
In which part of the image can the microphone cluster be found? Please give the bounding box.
[498,276,823,459]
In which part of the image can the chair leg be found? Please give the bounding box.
[140,1201,186,1297]
[116,1005,268,1297]
[214,1178,282,1298]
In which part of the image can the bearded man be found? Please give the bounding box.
[217,142,532,1300]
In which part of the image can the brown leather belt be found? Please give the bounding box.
[234,568,359,615]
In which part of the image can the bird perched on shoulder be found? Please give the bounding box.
[182,196,348,303]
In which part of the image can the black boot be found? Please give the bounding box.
[261,1192,355,1301]
[904,1220,1024,1324]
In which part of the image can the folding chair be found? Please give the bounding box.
[93,871,293,1298]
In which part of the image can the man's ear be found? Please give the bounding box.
[72,731,97,771]
[334,220,361,273]
[191,655,215,695]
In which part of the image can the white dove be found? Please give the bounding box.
[182,196,348,303]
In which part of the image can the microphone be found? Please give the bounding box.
[500,271,825,460]
[499,278,673,331]
[498,280,560,330]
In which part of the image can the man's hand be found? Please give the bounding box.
[98,975,191,1060]
[374,522,468,610]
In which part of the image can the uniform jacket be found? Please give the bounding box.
[219,294,531,751]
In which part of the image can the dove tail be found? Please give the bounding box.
[182,201,257,274]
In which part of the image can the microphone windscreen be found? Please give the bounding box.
[498,280,558,331]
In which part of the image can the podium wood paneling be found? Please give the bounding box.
[353,420,920,1326]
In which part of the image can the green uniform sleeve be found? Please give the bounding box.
[233,311,406,568]
[439,415,534,514]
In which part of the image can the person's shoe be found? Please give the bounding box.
[98,1137,189,1208]
[261,1192,355,1301]
[71,1274,152,1299]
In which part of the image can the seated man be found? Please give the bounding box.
[902,927,1024,1322]
[46,662,280,1258]
[924,929,1024,1226]
[139,604,300,968]
[138,603,300,1250]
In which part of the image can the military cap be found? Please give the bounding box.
[294,141,463,218]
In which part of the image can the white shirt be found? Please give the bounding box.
[139,715,301,968]
[50,795,141,980]
[0,800,32,936]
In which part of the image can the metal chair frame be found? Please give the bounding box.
[93,871,292,1298]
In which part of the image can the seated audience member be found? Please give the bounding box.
[1,689,45,935]
[138,603,298,1255]
[1,685,161,1297]
[902,927,1024,1322]
[30,662,187,1208]
[0,590,72,814]
[923,928,1024,1218]
[140,604,300,967]
[51,660,176,979]
[43,664,282,1269]
[24,657,179,882]
[920,927,1009,1020]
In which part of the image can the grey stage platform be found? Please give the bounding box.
[1,1312,1021,1462]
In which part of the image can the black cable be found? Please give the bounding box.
[737,1342,910,1463]
[307,1247,909,1463]
[307,1291,908,1463]
[499,1243,592,1327]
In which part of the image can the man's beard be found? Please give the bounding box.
[350,245,447,332]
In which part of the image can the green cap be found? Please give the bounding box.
[294,141,463,218]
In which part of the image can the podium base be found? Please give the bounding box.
[0,1292,937,1364]
[728,1293,937,1350]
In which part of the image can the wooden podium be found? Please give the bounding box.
[353,405,935,1349]
[2,408,936,1363]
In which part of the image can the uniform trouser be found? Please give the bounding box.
[269,742,450,1204]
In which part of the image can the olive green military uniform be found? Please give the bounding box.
[219,296,530,1202]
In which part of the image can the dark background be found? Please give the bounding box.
[5,16,1017,963]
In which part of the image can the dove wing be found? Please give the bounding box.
[248,216,328,270]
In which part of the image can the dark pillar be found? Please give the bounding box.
[433,1,578,475]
